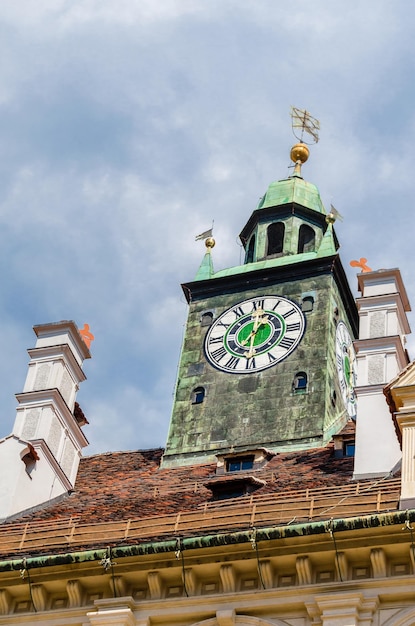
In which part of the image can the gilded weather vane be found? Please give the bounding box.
[289,107,320,176]
[289,108,340,228]
[325,204,344,225]
[290,106,320,145]
[195,222,215,251]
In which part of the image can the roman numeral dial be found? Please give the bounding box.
[204,296,305,374]
[335,321,357,418]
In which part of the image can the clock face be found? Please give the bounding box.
[204,296,305,374]
[335,321,357,418]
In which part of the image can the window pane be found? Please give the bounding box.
[345,443,355,457]
[228,460,241,472]
[241,459,254,470]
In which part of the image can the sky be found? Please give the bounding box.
[0,0,414,454]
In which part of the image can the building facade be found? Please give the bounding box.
[0,142,414,626]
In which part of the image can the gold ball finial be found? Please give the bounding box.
[205,237,215,249]
[290,142,309,164]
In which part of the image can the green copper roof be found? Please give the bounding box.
[212,236,336,281]
[194,249,215,280]
[193,172,335,283]
[316,223,337,257]
[257,175,325,214]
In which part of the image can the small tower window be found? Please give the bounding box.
[245,235,256,264]
[293,372,308,393]
[192,387,205,405]
[301,295,314,312]
[298,225,316,253]
[201,311,213,327]
[266,222,285,256]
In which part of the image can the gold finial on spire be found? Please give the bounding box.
[205,237,215,250]
[290,142,309,175]
[195,227,215,280]
[290,106,320,176]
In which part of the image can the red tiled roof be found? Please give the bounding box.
[11,445,354,525]
[0,445,401,559]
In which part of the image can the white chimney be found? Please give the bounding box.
[0,321,92,520]
[353,269,410,479]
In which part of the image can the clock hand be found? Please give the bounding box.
[240,311,269,346]
[244,311,269,357]
[247,328,256,355]
[240,332,254,346]
[347,344,356,386]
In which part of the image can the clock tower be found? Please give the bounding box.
[162,142,358,467]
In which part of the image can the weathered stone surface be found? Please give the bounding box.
[165,266,357,464]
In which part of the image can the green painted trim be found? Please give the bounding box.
[0,510,413,573]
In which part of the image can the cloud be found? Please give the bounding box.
[0,1,415,454]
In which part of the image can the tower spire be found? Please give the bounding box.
[194,236,215,281]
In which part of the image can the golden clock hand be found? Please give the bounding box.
[240,310,261,346]
[251,308,264,332]
[248,328,256,352]
[241,315,267,346]
[241,312,269,346]
[240,332,254,346]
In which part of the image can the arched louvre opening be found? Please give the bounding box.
[266,222,285,256]
[298,224,315,253]
[245,235,256,263]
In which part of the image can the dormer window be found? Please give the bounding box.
[226,455,254,472]
[333,420,356,458]
[205,475,265,501]
[344,441,355,457]
[215,448,275,476]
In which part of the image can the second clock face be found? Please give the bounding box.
[336,321,357,418]
[204,296,305,374]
